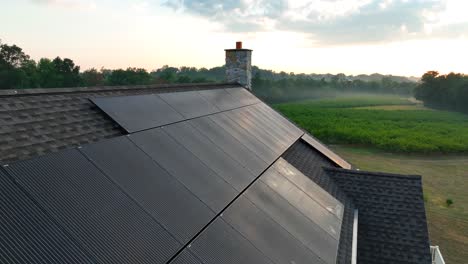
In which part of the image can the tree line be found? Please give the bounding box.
[1,40,416,103]
[415,71,468,114]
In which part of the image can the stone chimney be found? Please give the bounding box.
[225,41,252,90]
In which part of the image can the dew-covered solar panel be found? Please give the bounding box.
[0,169,96,264]
[256,103,304,137]
[302,133,352,169]
[188,218,274,264]
[91,94,184,133]
[163,122,256,191]
[273,158,344,219]
[4,149,181,264]
[129,128,237,213]
[159,91,219,119]
[197,89,243,111]
[260,166,342,240]
[222,195,327,264]
[209,112,278,165]
[80,136,215,244]
[245,181,339,264]
[189,116,268,175]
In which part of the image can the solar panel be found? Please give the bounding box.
[225,88,259,105]
[209,112,278,164]
[91,94,184,133]
[223,195,327,264]
[163,122,256,191]
[0,169,95,264]
[188,218,273,264]
[159,91,219,119]
[80,136,215,244]
[224,110,283,155]
[230,107,290,149]
[245,181,339,264]
[197,89,243,111]
[260,167,342,239]
[170,250,202,264]
[248,104,299,140]
[273,158,344,219]
[189,116,268,175]
[256,103,304,137]
[4,149,181,264]
[129,128,237,213]
[301,133,352,169]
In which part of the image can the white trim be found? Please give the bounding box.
[352,209,359,264]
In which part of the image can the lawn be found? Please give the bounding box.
[275,95,468,263]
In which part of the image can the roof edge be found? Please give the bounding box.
[0,82,242,97]
[323,167,422,180]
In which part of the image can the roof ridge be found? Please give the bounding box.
[323,167,422,180]
[0,82,241,97]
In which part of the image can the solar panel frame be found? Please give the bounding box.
[80,136,216,244]
[91,94,184,133]
[163,122,256,191]
[129,128,238,213]
[301,133,352,169]
[5,149,181,264]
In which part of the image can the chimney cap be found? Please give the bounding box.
[225,41,252,51]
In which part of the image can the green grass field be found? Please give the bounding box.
[275,95,468,263]
[275,96,468,153]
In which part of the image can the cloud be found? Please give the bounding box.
[164,0,460,45]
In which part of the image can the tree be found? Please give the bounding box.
[81,68,105,86]
[0,40,38,89]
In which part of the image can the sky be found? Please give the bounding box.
[1,0,468,76]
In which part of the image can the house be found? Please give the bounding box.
[0,43,433,264]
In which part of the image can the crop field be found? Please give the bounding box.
[275,95,468,263]
[275,96,468,153]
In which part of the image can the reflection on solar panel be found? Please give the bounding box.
[197,89,242,110]
[163,122,256,191]
[0,170,95,264]
[129,128,238,213]
[159,91,219,118]
[80,136,215,244]
[225,87,260,105]
[302,133,352,169]
[5,149,181,264]
[91,94,184,133]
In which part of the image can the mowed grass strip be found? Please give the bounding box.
[275,96,468,153]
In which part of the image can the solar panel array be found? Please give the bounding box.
[0,87,345,264]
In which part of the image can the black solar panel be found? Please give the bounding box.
[274,158,344,219]
[197,89,242,111]
[163,122,256,191]
[129,128,237,213]
[170,250,203,264]
[245,181,339,264]
[209,113,278,164]
[189,116,268,175]
[91,94,183,133]
[0,169,96,264]
[159,91,219,119]
[188,218,273,264]
[223,195,327,264]
[4,149,181,264]
[80,136,215,244]
[260,167,342,240]
[256,103,304,137]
